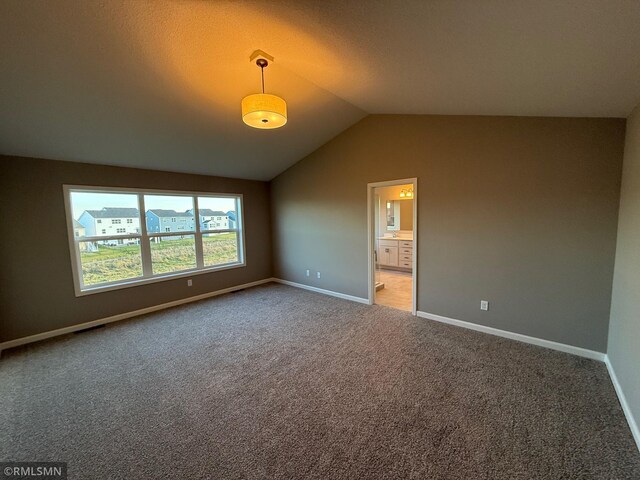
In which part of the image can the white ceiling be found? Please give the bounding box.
[1,0,640,180]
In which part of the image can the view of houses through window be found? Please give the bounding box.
[66,187,243,293]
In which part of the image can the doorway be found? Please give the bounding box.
[367,178,417,314]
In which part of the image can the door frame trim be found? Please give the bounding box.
[367,178,418,315]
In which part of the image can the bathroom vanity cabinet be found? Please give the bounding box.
[378,238,413,270]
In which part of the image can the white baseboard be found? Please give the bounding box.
[605,356,640,452]
[0,278,274,353]
[272,278,369,305]
[416,311,606,362]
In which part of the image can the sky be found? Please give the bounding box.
[70,192,236,220]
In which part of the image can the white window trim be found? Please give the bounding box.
[63,184,246,297]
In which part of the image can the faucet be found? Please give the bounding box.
[392,232,397,238]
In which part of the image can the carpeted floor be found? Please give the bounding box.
[1,283,639,479]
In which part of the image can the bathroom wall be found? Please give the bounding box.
[376,184,414,236]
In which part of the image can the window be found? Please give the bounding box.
[65,186,244,295]
[198,196,241,267]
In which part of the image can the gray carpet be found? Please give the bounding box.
[1,283,639,479]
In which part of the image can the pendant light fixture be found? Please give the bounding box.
[241,57,287,129]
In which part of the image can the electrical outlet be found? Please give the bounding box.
[480,300,489,311]
[316,271,321,279]
[187,279,193,287]
[306,269,310,277]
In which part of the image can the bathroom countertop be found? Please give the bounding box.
[378,236,413,241]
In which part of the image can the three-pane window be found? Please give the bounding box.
[65,186,244,295]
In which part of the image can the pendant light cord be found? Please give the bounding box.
[261,65,265,94]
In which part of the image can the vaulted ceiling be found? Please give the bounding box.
[2,1,640,180]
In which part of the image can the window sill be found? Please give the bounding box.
[74,261,246,297]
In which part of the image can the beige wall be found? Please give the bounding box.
[608,104,640,430]
[271,115,625,352]
[399,200,413,232]
[0,155,273,342]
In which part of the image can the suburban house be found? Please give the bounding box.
[227,211,238,229]
[73,220,86,251]
[188,208,230,230]
[145,209,195,236]
[77,207,140,246]
[73,219,85,239]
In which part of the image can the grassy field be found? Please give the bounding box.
[80,233,238,286]
[203,233,239,266]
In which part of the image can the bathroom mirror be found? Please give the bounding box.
[386,199,413,231]
[386,201,397,230]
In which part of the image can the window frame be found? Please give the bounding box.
[63,185,246,297]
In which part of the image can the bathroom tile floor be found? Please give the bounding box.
[376,269,413,311]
